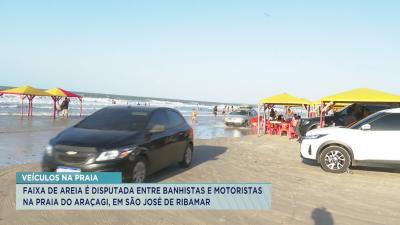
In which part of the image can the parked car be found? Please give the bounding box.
[224,109,258,127]
[42,106,194,182]
[300,108,400,173]
[296,103,398,137]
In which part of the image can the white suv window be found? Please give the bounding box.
[369,113,400,131]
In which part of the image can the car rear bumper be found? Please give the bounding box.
[225,122,246,126]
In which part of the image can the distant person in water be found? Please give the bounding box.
[213,105,218,117]
[222,106,226,116]
[60,97,70,118]
[191,108,198,123]
[111,99,116,104]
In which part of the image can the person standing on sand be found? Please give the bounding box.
[286,107,294,120]
[60,97,70,118]
[269,107,276,120]
[191,108,198,123]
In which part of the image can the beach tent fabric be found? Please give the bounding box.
[45,88,83,119]
[0,85,55,117]
[257,93,311,135]
[0,85,50,96]
[260,93,311,105]
[318,88,400,128]
[45,88,82,98]
[321,88,400,103]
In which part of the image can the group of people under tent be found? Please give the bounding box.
[265,105,302,128]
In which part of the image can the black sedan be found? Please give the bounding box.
[42,106,194,183]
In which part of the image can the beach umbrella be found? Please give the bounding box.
[0,85,54,117]
[45,88,83,119]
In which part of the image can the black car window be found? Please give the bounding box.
[230,110,248,115]
[147,110,169,129]
[364,105,390,116]
[350,112,386,129]
[337,104,355,117]
[75,108,149,131]
[166,110,185,128]
[369,113,400,131]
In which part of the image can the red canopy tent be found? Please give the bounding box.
[45,88,83,119]
[0,85,53,117]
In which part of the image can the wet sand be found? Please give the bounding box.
[1,135,399,225]
[0,115,255,166]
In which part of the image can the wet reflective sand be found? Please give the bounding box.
[0,115,255,166]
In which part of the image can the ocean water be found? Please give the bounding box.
[0,91,259,166]
[0,91,229,117]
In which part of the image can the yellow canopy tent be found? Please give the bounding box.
[258,93,311,134]
[317,88,400,127]
[46,88,83,119]
[260,93,311,105]
[1,85,50,96]
[0,85,54,117]
[311,99,350,114]
[320,88,400,103]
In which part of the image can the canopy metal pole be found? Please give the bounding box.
[28,96,30,116]
[79,97,83,117]
[28,99,31,116]
[20,95,24,118]
[257,104,260,135]
[51,96,56,119]
[263,105,267,134]
[319,102,324,128]
[27,95,35,117]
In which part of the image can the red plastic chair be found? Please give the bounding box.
[279,122,289,136]
[265,120,272,134]
[270,122,280,135]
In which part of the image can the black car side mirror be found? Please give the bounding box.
[148,124,166,133]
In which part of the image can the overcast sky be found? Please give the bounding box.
[1,0,400,103]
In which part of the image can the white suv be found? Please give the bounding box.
[300,108,400,173]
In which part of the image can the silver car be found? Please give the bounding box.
[224,109,258,127]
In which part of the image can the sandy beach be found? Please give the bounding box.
[1,134,399,225]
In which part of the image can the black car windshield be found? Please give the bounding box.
[230,110,248,115]
[75,108,149,131]
[349,111,386,129]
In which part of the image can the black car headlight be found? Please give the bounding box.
[303,134,327,140]
[96,146,137,162]
[302,120,310,125]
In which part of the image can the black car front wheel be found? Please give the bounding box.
[131,157,147,183]
[319,146,351,173]
[179,145,193,168]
